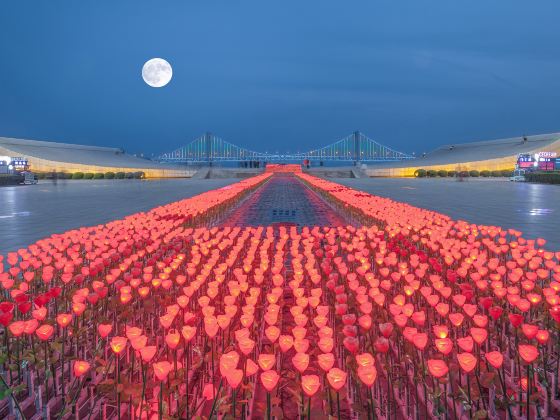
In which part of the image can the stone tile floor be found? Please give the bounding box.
[1,176,558,256]
[222,174,348,227]
[0,178,237,255]
[335,177,560,251]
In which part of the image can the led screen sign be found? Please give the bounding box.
[10,157,29,171]
[538,158,555,171]
[517,153,534,169]
[517,152,559,171]
[535,152,557,172]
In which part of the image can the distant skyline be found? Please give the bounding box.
[1,1,559,156]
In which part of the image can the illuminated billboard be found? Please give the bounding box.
[536,152,557,172]
[517,152,558,171]
[538,158,555,171]
[517,153,534,168]
[11,157,29,171]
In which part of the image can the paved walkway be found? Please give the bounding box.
[222,174,348,227]
[0,178,237,254]
[3,176,558,255]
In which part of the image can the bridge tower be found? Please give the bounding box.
[205,132,213,166]
[353,131,361,165]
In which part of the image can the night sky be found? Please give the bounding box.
[1,1,559,157]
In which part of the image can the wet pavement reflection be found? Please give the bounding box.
[2,177,558,256]
[335,177,560,250]
[0,178,237,254]
[221,174,348,227]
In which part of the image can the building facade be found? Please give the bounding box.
[365,133,560,177]
[0,137,194,178]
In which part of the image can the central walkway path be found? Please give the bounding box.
[215,173,354,419]
[221,173,349,227]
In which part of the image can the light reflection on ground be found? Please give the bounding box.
[0,211,31,219]
[335,178,560,250]
[526,208,554,216]
[1,177,559,255]
[0,179,238,254]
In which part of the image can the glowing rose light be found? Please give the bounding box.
[457,336,474,353]
[246,359,259,376]
[379,322,393,338]
[110,336,128,354]
[457,352,477,373]
[226,369,244,389]
[470,328,488,345]
[260,370,280,392]
[220,351,240,376]
[8,321,25,337]
[24,319,38,335]
[32,306,47,321]
[521,323,539,340]
[98,323,112,338]
[279,335,294,353]
[265,325,281,343]
[374,337,389,353]
[130,335,147,351]
[485,351,504,369]
[238,337,256,355]
[435,338,453,355]
[355,353,375,368]
[292,352,310,373]
[433,325,449,339]
[125,326,142,340]
[358,365,377,387]
[165,330,181,349]
[318,353,335,372]
[427,359,448,378]
[73,360,90,377]
[518,344,539,364]
[327,368,347,391]
[140,345,157,363]
[258,354,276,371]
[536,330,549,345]
[56,313,72,328]
[36,324,54,341]
[153,361,172,381]
[181,325,197,342]
[301,375,321,397]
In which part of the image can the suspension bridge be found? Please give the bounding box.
[157,131,415,164]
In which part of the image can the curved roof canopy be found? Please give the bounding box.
[371,133,560,168]
[0,137,181,170]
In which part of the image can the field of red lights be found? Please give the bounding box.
[1,167,559,419]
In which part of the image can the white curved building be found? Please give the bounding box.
[365,133,560,177]
[0,137,194,178]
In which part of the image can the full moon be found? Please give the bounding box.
[142,58,172,88]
